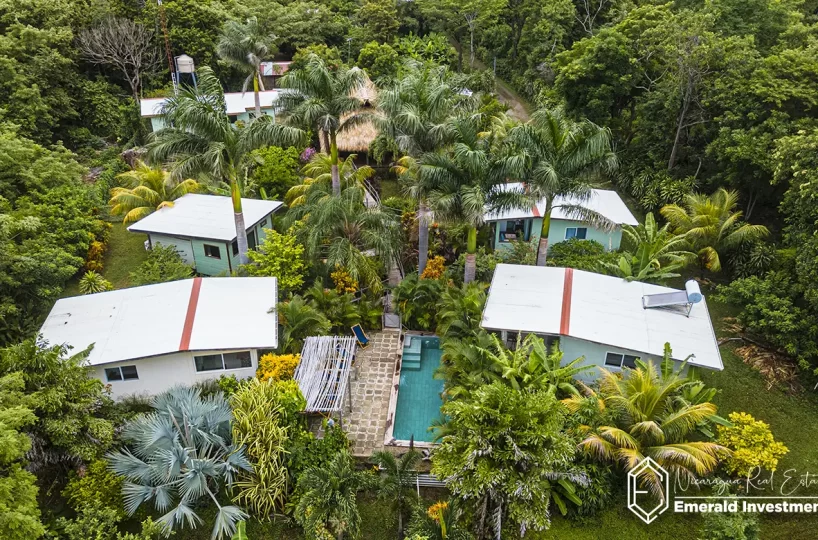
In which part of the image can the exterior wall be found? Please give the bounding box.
[558,336,664,381]
[492,217,622,251]
[94,349,259,400]
[150,234,194,266]
[147,110,274,133]
[192,239,233,276]
[150,117,165,131]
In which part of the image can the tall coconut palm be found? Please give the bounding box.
[660,188,769,275]
[295,451,369,540]
[147,67,305,264]
[371,450,421,538]
[564,344,728,499]
[286,152,375,207]
[287,185,401,292]
[417,117,502,284]
[600,212,696,283]
[109,160,201,224]
[277,54,368,196]
[217,16,276,118]
[379,63,470,274]
[500,108,619,266]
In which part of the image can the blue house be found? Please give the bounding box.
[141,90,280,131]
[481,264,723,379]
[484,183,638,252]
[128,194,283,275]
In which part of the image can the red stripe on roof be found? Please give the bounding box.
[560,268,574,335]
[531,205,541,217]
[179,277,203,351]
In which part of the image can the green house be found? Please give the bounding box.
[140,91,278,131]
[128,194,283,275]
[484,183,638,252]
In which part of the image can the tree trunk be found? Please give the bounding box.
[668,77,693,171]
[464,226,477,283]
[417,199,430,275]
[397,509,403,539]
[253,72,262,118]
[231,178,250,265]
[535,206,552,266]
[330,132,341,196]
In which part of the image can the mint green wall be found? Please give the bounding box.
[147,109,273,133]
[192,240,233,276]
[493,217,622,251]
[558,336,663,382]
[150,234,194,265]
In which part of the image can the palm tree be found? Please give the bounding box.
[371,450,421,538]
[295,451,369,540]
[379,63,469,274]
[107,386,252,540]
[661,188,769,275]
[277,296,331,353]
[286,152,375,207]
[417,117,502,284]
[599,212,696,283]
[277,55,368,196]
[500,108,619,266]
[147,67,305,264]
[287,185,401,292]
[436,281,487,340]
[217,16,276,118]
[564,344,728,499]
[109,160,201,224]
[78,271,112,294]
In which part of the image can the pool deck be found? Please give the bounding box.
[344,329,401,456]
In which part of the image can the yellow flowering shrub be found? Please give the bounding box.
[257,353,300,382]
[420,256,446,280]
[331,266,358,293]
[427,501,448,522]
[717,411,789,476]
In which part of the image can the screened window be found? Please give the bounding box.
[232,240,239,256]
[565,227,588,240]
[247,230,258,250]
[204,244,221,259]
[105,365,138,382]
[604,352,639,369]
[194,351,252,372]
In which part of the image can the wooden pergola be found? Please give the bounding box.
[294,336,358,421]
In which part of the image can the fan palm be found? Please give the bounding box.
[599,212,696,283]
[371,450,421,538]
[286,152,375,207]
[417,117,504,284]
[295,451,369,540]
[564,344,729,499]
[147,67,305,264]
[499,108,619,265]
[660,188,769,275]
[379,63,470,274]
[217,16,276,118]
[107,386,252,540]
[277,54,368,196]
[109,160,201,224]
[287,185,401,292]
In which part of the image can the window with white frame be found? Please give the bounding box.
[604,352,639,369]
[203,244,221,259]
[194,351,252,372]
[104,365,139,382]
[565,227,588,240]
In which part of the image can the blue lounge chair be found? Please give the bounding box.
[351,324,370,349]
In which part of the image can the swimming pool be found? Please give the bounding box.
[391,335,445,443]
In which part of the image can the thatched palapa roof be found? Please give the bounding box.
[336,78,380,153]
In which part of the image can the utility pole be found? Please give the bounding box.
[157,0,177,94]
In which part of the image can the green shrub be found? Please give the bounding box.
[547,238,618,272]
[393,273,444,331]
[129,244,193,286]
[248,146,302,200]
[499,239,537,265]
[62,460,124,517]
[698,504,759,540]
[445,248,498,286]
[241,229,307,295]
[717,412,789,477]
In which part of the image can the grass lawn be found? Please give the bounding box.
[62,222,150,296]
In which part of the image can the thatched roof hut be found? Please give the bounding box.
[336,78,380,154]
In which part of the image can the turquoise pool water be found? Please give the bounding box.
[392,336,445,443]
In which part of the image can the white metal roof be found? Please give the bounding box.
[485,183,639,225]
[140,90,281,117]
[481,264,723,370]
[39,277,278,366]
[127,194,283,241]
